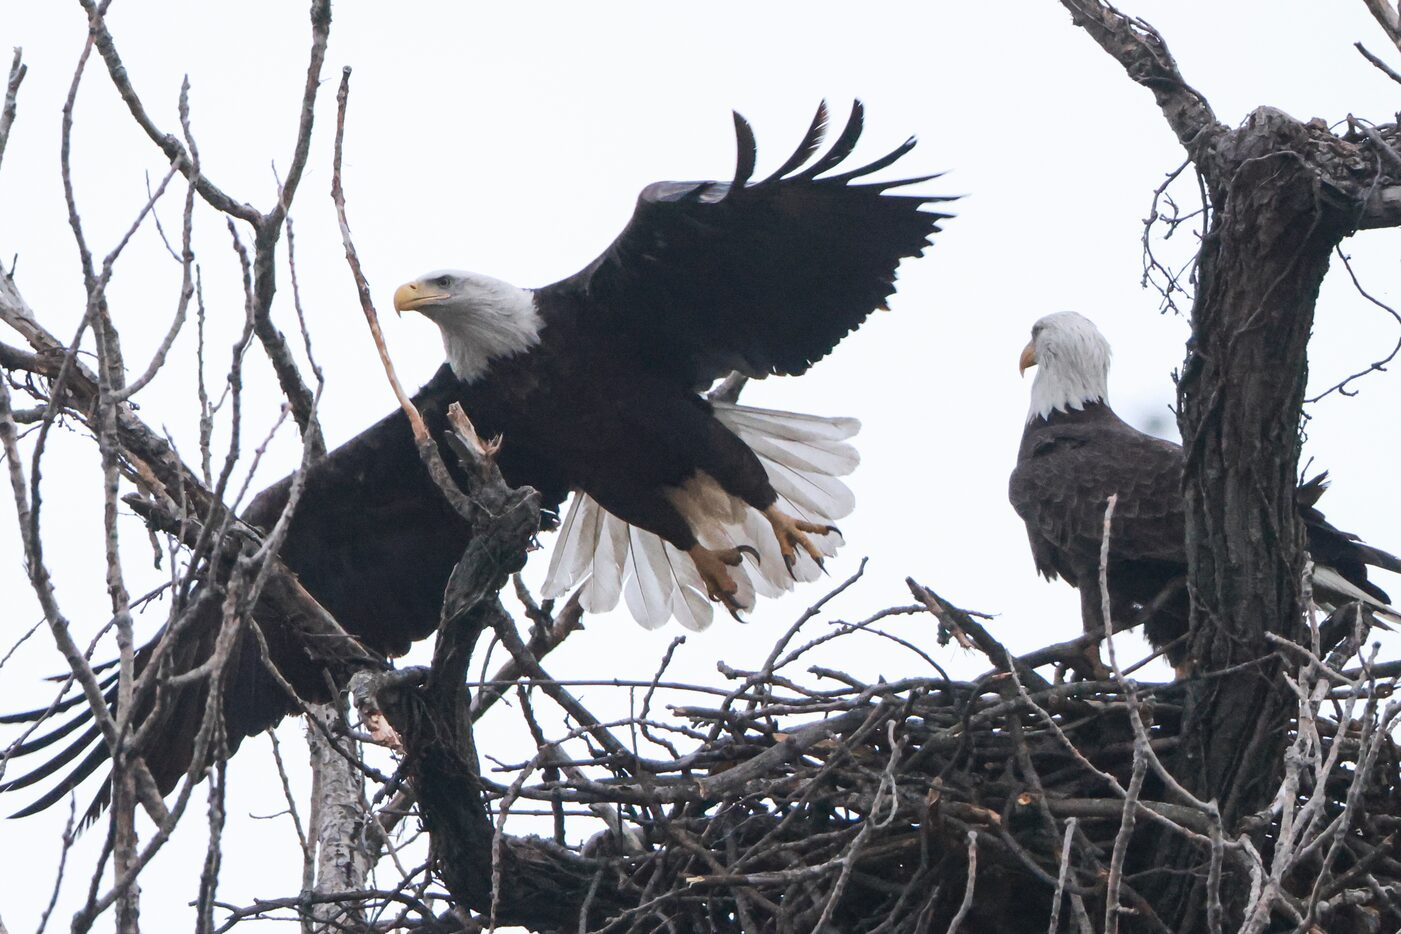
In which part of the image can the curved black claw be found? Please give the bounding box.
[783,548,828,580]
[709,583,748,622]
[764,506,839,580]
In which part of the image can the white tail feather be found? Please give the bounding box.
[740,432,860,478]
[672,582,715,632]
[578,510,630,614]
[739,505,789,598]
[543,493,601,598]
[715,404,860,443]
[539,403,859,629]
[766,462,857,519]
[623,528,676,629]
[1311,565,1401,628]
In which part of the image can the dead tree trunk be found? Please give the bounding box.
[347,413,631,931]
[1058,2,1401,926]
[1170,121,1354,924]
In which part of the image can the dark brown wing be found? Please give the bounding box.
[546,102,954,388]
[1,366,560,820]
[246,365,478,656]
[1009,405,1186,588]
[1,602,271,822]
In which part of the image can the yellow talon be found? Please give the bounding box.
[762,506,836,577]
[687,545,756,619]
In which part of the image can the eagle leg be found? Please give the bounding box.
[1073,586,1114,682]
[762,505,837,578]
[1067,644,1112,682]
[687,544,759,619]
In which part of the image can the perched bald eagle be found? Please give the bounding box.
[394,101,950,629]
[1009,311,1400,672]
[1,102,949,818]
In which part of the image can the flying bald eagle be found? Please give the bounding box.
[393,101,950,629]
[1009,311,1400,673]
[1,102,949,818]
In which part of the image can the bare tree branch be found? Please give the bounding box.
[0,48,26,173]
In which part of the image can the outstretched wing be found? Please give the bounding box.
[0,367,558,821]
[549,101,954,387]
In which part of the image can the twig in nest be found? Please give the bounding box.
[0,48,27,172]
[945,830,978,934]
[909,577,1051,692]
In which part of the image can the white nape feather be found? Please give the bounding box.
[541,403,859,629]
[413,270,542,383]
[1026,311,1112,423]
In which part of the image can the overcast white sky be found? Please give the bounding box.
[3,1,1401,929]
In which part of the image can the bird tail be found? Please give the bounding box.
[540,403,859,630]
[1310,564,1401,629]
[1300,472,1401,628]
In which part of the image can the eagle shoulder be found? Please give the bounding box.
[1011,407,1186,583]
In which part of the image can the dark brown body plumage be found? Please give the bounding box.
[1010,403,1190,659]
[1011,402,1399,665]
[456,301,772,550]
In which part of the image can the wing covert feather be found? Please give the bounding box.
[1010,410,1185,584]
[545,102,954,388]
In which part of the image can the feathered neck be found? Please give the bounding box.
[1026,312,1111,423]
[420,272,543,383]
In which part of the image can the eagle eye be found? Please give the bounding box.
[435,275,453,288]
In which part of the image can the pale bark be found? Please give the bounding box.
[307,701,372,933]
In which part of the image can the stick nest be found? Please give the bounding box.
[435,577,1401,934]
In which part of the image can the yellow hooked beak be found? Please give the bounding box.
[1019,341,1037,376]
[392,281,450,317]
